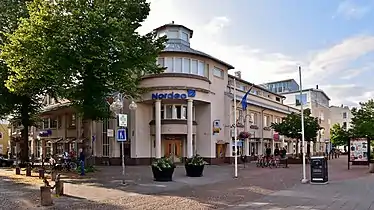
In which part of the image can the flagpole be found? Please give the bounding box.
[299,66,308,184]
[234,77,238,178]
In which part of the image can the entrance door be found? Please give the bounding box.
[164,140,182,163]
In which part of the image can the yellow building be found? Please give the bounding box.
[0,121,10,156]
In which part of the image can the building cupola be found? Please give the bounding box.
[153,21,193,47]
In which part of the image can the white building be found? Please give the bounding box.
[330,105,352,130]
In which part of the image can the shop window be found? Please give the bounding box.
[154,104,193,120]
[165,105,173,119]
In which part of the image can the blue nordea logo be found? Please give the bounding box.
[187,89,196,97]
[152,89,196,100]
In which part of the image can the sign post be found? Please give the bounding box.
[117,128,127,183]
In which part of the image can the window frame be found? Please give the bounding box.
[213,67,224,78]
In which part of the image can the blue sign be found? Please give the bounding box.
[152,89,196,100]
[116,129,127,142]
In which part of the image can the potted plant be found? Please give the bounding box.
[238,131,250,139]
[185,154,207,177]
[151,157,175,181]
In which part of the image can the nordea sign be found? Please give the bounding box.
[152,89,196,100]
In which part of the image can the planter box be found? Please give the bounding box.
[185,164,204,177]
[151,166,174,182]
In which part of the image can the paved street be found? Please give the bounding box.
[0,157,372,209]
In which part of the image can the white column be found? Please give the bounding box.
[187,99,193,158]
[155,100,162,158]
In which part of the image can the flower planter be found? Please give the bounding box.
[152,166,174,182]
[185,164,204,177]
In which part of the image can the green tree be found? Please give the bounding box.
[1,0,166,155]
[330,123,350,147]
[271,109,321,156]
[350,99,374,139]
[0,0,40,163]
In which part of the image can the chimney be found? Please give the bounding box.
[171,21,175,24]
[316,85,319,89]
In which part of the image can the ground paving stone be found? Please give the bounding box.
[0,157,371,209]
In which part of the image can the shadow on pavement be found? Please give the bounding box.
[0,175,125,210]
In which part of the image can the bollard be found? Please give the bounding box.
[26,167,32,177]
[54,174,64,196]
[39,169,45,179]
[15,167,21,175]
[40,186,53,206]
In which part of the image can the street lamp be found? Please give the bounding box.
[108,94,137,185]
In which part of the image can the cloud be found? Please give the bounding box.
[140,0,374,107]
[334,0,372,20]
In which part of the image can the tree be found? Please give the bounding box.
[350,99,374,139]
[0,0,41,163]
[271,109,321,156]
[330,123,350,147]
[1,0,166,156]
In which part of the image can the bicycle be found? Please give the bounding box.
[269,156,280,168]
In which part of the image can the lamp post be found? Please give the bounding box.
[108,93,137,185]
[299,66,308,184]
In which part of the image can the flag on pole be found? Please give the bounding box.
[241,85,254,110]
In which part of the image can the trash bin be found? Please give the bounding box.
[310,156,328,184]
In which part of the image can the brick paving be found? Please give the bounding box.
[0,156,371,209]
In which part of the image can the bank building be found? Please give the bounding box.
[8,22,299,165]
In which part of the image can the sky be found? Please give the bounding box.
[139,0,374,107]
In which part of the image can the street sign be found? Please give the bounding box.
[116,128,127,142]
[118,114,128,127]
[107,129,114,137]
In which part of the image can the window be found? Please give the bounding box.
[57,116,62,128]
[36,140,41,157]
[165,57,173,72]
[50,117,57,129]
[165,105,173,119]
[68,114,76,127]
[183,58,190,73]
[175,105,187,119]
[191,60,198,74]
[343,112,347,119]
[157,58,165,67]
[237,109,243,124]
[56,144,64,155]
[276,97,281,102]
[319,112,324,121]
[155,104,193,120]
[343,122,347,130]
[102,118,110,157]
[181,32,189,42]
[295,94,307,105]
[213,67,224,78]
[174,58,182,73]
[168,30,179,39]
[43,118,50,129]
[263,115,270,127]
[0,132,2,139]
[198,61,205,76]
[250,113,257,124]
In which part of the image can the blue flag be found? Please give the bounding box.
[241,85,254,110]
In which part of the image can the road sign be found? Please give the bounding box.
[116,129,127,142]
[118,114,128,127]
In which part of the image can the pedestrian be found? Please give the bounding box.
[281,147,288,168]
[274,146,280,158]
[79,148,85,176]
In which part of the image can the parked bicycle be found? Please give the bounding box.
[50,156,78,171]
[256,155,280,168]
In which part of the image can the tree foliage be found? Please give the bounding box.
[2,0,167,121]
[0,0,41,162]
[350,99,374,139]
[271,109,321,142]
[330,123,350,146]
[271,109,321,155]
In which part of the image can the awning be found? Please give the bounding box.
[47,138,63,144]
[60,137,76,144]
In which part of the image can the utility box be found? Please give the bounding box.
[310,156,328,184]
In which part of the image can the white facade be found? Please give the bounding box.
[330,105,352,130]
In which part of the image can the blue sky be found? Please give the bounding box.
[141,0,374,107]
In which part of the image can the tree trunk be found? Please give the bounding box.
[81,119,93,166]
[307,142,311,157]
[20,99,31,164]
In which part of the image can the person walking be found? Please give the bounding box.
[79,148,85,176]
